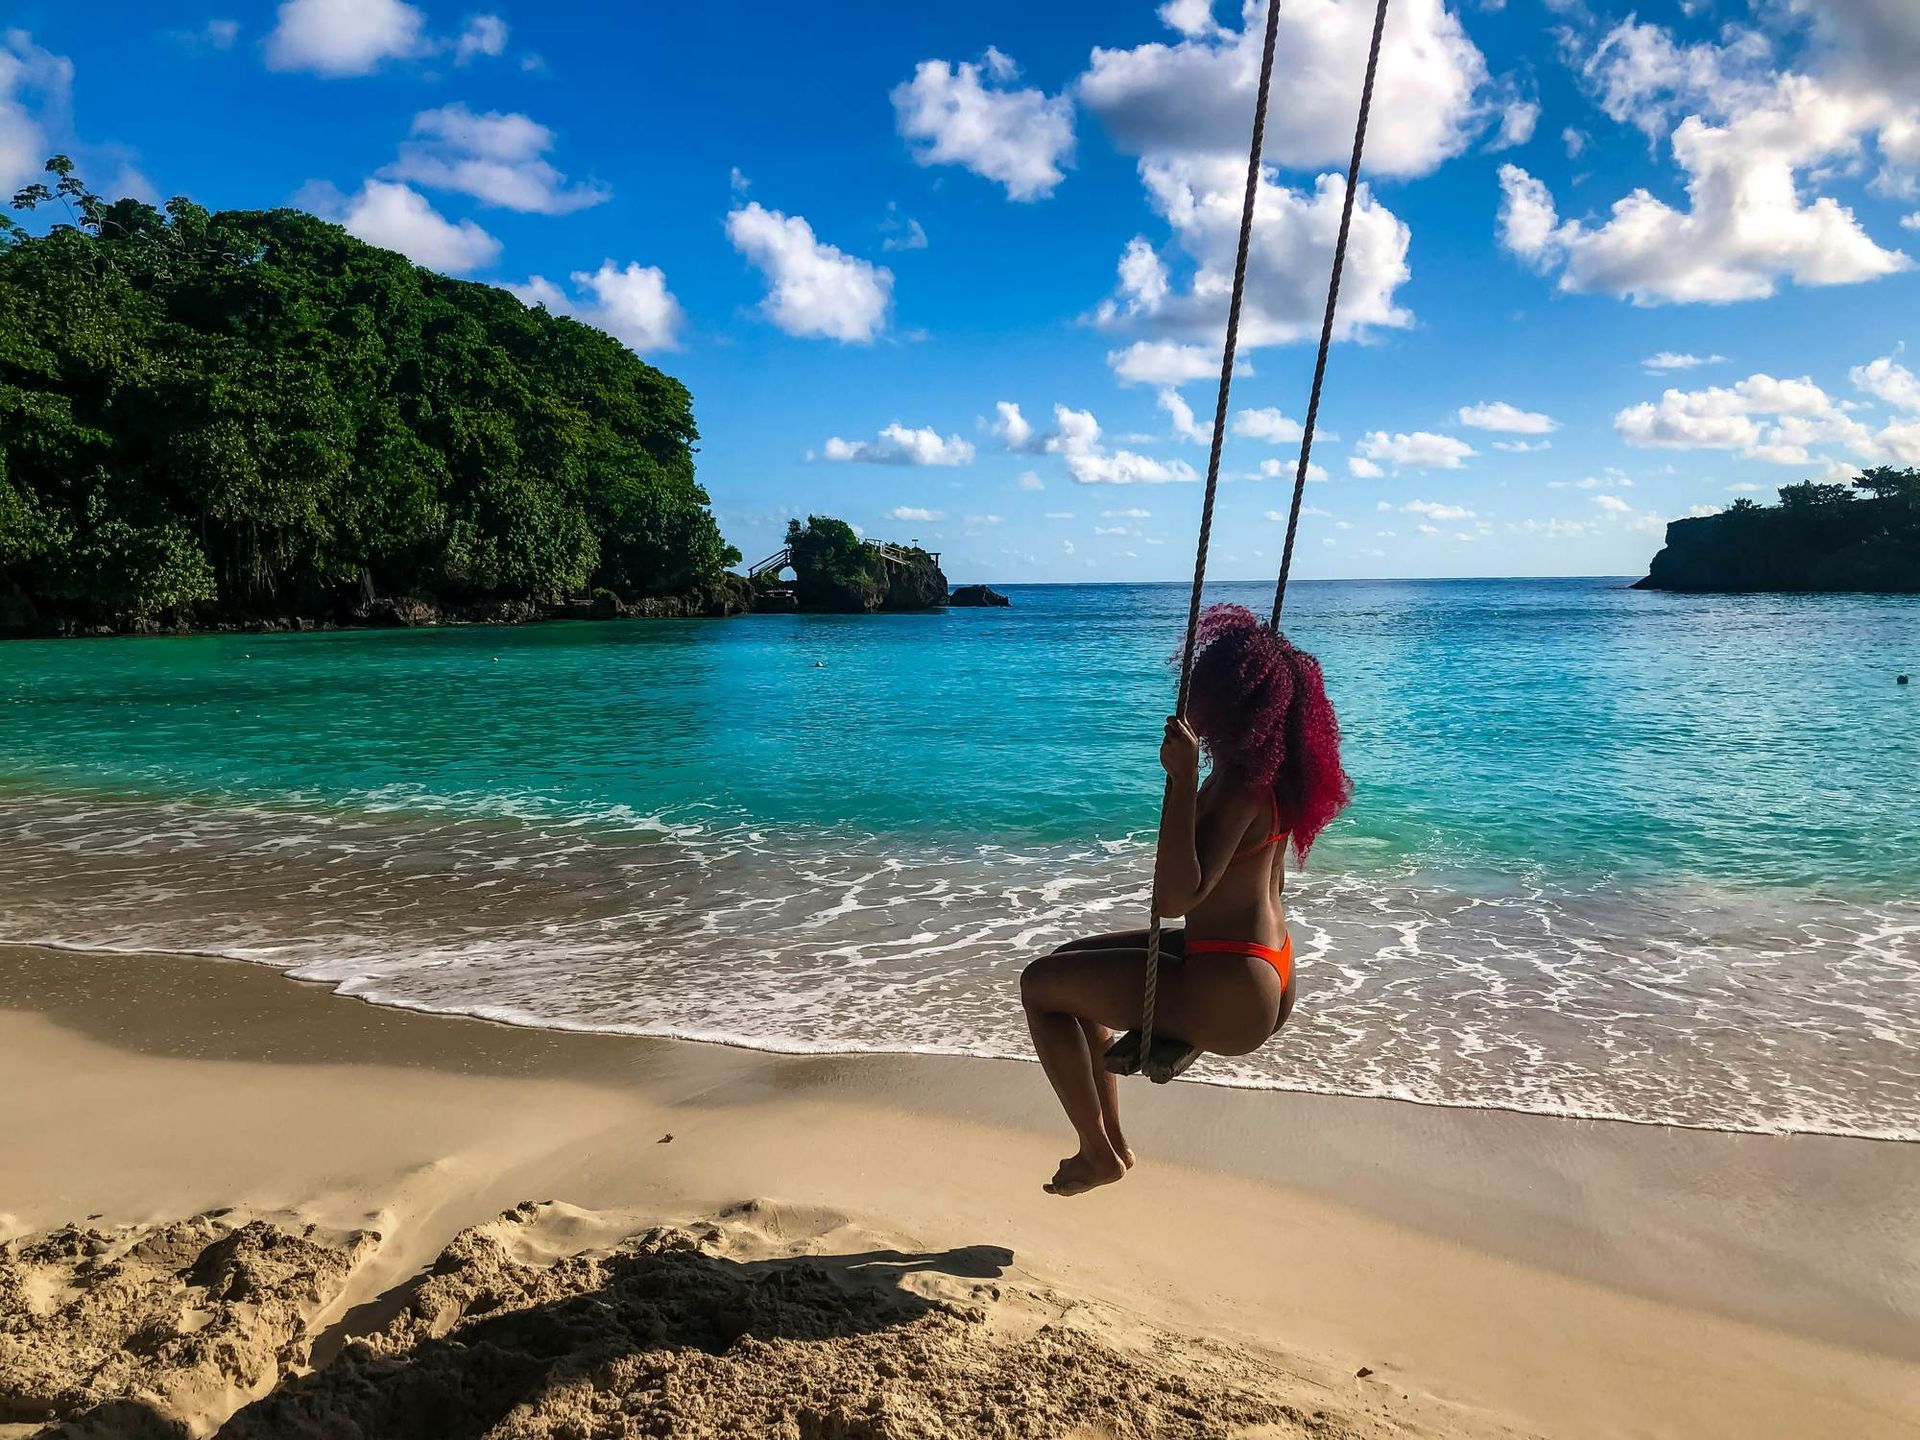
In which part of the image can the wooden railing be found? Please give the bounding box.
[747,541,938,579]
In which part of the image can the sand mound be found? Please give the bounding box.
[0,1213,376,1438]
[5,1200,1524,1440]
[217,1199,1410,1440]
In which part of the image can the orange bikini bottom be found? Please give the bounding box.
[1182,934,1293,990]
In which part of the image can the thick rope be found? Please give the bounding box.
[1135,0,1393,1071]
[1137,0,1285,1065]
[1272,0,1391,628]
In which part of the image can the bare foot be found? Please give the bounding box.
[1107,1132,1136,1169]
[1043,1146,1127,1197]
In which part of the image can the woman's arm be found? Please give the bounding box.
[1152,718,1260,918]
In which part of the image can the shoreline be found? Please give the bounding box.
[5,941,1917,1438]
[19,933,1920,1148]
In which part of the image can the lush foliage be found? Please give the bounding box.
[784,515,883,602]
[782,515,946,612]
[1641,467,1920,593]
[0,157,737,629]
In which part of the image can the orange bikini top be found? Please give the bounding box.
[1227,791,1285,865]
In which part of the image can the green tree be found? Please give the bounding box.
[1852,466,1919,505]
[1777,481,1856,510]
[0,157,735,632]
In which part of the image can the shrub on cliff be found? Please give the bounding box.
[0,157,738,631]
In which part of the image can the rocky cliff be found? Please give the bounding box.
[1636,473,1920,593]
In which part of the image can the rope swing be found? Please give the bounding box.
[1107,0,1393,1083]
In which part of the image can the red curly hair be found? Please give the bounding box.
[1182,603,1352,865]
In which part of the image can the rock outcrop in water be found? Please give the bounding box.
[950,585,1010,607]
[784,516,948,613]
[1636,469,1920,593]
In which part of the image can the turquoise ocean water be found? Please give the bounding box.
[2,579,1916,1138]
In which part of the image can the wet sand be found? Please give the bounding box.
[2,942,1916,1438]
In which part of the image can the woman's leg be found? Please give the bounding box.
[1020,945,1281,1194]
[1079,1019,1133,1167]
[1019,945,1160,1195]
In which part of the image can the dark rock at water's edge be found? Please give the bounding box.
[950,584,1011,607]
[1,574,757,640]
[1636,469,1920,594]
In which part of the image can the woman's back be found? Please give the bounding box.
[1184,777,1287,949]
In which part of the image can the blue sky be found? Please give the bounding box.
[4,0,1918,582]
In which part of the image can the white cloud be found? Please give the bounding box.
[1501,17,1915,306]
[1781,0,1920,109]
[1107,338,1216,386]
[1044,404,1198,485]
[888,506,946,522]
[1491,99,1540,151]
[1643,351,1727,370]
[726,203,893,342]
[1104,507,1152,518]
[1348,456,1386,479]
[509,260,684,353]
[1079,4,1449,355]
[174,18,241,50]
[1851,353,1920,412]
[1159,388,1207,443]
[265,0,424,75]
[1233,407,1305,443]
[1356,430,1476,471]
[1592,494,1634,514]
[989,402,1066,458]
[1257,456,1329,483]
[1516,517,1594,539]
[335,180,499,273]
[882,215,928,251]
[821,424,976,467]
[1403,499,1475,521]
[0,32,71,194]
[1492,439,1552,453]
[1612,369,1916,465]
[1549,473,1634,490]
[1079,0,1493,179]
[1457,400,1557,434]
[1017,471,1045,491]
[1096,164,1412,349]
[1562,126,1588,159]
[385,105,607,214]
[1904,212,1920,231]
[892,53,1074,201]
[453,14,506,64]
[989,401,1036,452]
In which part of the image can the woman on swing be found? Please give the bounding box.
[1019,603,1352,1196]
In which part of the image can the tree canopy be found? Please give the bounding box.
[0,157,738,631]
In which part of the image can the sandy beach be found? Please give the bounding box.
[2,941,1915,1439]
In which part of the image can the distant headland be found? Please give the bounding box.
[1637,468,1920,594]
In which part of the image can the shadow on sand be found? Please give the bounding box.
[208,1231,1014,1440]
